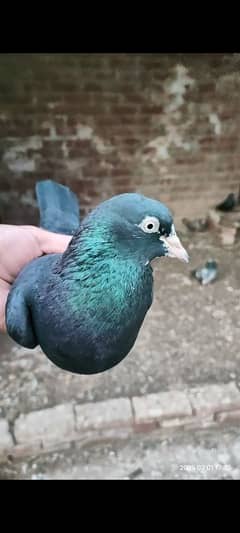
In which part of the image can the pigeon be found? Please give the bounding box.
[216,193,238,212]
[191,260,218,285]
[6,180,189,375]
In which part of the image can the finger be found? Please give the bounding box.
[0,279,10,333]
[24,227,72,255]
[39,230,72,254]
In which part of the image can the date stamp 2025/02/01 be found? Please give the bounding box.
[177,463,231,474]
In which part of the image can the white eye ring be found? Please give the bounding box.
[138,216,160,234]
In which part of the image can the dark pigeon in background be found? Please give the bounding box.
[216,193,238,212]
[6,180,189,375]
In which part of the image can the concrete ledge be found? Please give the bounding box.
[75,398,132,432]
[15,404,75,446]
[188,383,240,417]
[0,419,13,450]
[1,381,240,462]
[132,390,192,427]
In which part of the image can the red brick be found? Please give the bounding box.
[112,168,132,177]
[114,178,132,187]
[199,136,216,144]
[140,105,163,114]
[95,72,116,81]
[152,73,167,82]
[82,83,103,92]
[98,116,123,126]
[122,94,147,104]
[61,93,93,104]
[68,143,97,158]
[110,105,139,114]
[123,138,140,145]
[116,84,139,93]
[82,167,111,179]
[199,82,216,92]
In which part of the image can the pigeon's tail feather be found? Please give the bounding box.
[36,180,80,235]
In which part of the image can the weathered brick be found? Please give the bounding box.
[75,398,133,432]
[15,404,75,446]
[111,105,139,115]
[112,168,132,177]
[140,105,163,114]
[0,419,12,450]
[188,383,240,418]
[215,410,240,424]
[132,391,192,426]
[122,93,147,103]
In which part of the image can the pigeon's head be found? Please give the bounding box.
[89,193,189,265]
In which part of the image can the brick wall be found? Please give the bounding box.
[0,53,240,226]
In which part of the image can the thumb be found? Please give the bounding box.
[30,227,72,254]
[0,279,10,333]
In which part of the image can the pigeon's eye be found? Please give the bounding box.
[138,216,160,234]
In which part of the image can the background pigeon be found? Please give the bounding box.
[192,259,218,285]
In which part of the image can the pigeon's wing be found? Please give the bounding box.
[6,264,38,349]
[36,180,80,235]
[6,288,37,349]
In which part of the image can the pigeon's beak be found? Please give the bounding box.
[160,227,189,263]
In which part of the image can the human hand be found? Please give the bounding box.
[0,225,72,333]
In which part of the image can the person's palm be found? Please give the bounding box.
[0,225,71,332]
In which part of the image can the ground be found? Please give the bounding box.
[1,229,240,479]
[1,424,240,480]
